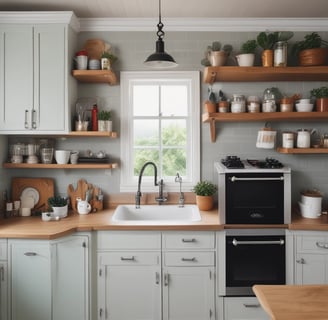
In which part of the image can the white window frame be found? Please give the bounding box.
[120,71,200,193]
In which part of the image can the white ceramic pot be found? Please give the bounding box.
[52,205,68,218]
[236,53,255,66]
[98,120,112,132]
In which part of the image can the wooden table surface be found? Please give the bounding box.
[253,284,328,320]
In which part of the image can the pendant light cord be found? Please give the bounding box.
[156,0,165,40]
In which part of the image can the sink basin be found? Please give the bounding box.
[112,204,201,224]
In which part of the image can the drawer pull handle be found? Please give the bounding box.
[121,256,135,261]
[316,242,328,249]
[296,258,305,264]
[181,257,196,262]
[244,303,260,308]
[24,252,37,256]
[182,238,196,243]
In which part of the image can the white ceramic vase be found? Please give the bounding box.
[52,205,68,218]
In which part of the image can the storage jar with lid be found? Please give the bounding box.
[274,41,287,67]
[231,94,246,113]
[247,96,260,113]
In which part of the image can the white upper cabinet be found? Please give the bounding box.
[0,12,78,134]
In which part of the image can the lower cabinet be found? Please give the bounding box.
[294,231,328,284]
[223,297,270,320]
[0,240,8,320]
[97,230,216,320]
[8,233,90,320]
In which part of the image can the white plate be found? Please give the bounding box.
[21,187,40,206]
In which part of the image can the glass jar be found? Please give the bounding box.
[231,94,246,113]
[247,96,260,113]
[274,41,287,67]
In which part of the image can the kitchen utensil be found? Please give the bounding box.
[67,179,94,211]
[21,187,40,206]
[55,150,71,164]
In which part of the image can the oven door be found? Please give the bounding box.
[225,172,284,224]
[226,232,285,296]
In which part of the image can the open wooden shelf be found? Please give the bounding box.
[72,70,117,84]
[202,112,328,142]
[66,131,118,138]
[203,66,328,83]
[277,147,328,154]
[3,162,119,169]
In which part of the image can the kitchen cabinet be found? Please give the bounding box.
[96,230,216,320]
[8,233,91,320]
[202,66,328,142]
[294,231,328,285]
[223,297,270,320]
[0,240,8,320]
[0,12,77,134]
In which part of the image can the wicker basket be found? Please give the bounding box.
[298,48,328,66]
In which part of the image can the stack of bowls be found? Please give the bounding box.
[88,59,100,70]
[295,99,313,112]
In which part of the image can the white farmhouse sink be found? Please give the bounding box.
[112,204,201,224]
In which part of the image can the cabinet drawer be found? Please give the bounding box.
[224,297,269,320]
[162,232,215,249]
[164,251,215,266]
[99,252,160,266]
[97,231,161,250]
[296,235,328,254]
[0,240,7,260]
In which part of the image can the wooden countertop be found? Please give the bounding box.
[253,284,328,320]
[0,207,222,239]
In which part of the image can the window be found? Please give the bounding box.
[120,71,200,192]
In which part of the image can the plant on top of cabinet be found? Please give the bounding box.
[310,86,328,112]
[292,32,328,66]
[192,181,217,211]
[201,41,233,67]
[236,40,257,66]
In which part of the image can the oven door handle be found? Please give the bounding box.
[232,238,285,246]
[230,176,284,182]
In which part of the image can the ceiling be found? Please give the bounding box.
[0,0,328,19]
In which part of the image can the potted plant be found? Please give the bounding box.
[310,86,328,112]
[192,181,217,211]
[236,40,257,66]
[98,110,112,132]
[292,32,328,66]
[201,41,233,67]
[48,196,68,218]
[101,51,118,70]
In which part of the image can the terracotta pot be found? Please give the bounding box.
[316,97,328,112]
[204,101,217,113]
[196,195,214,211]
[208,51,227,66]
[298,48,328,66]
[261,49,273,67]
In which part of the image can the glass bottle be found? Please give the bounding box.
[92,104,98,131]
[274,41,287,67]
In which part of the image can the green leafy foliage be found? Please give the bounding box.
[310,86,328,98]
[48,196,68,208]
[98,110,111,120]
[192,181,217,196]
[292,32,328,56]
[241,40,257,54]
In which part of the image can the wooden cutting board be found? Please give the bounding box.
[12,178,54,212]
[67,179,93,212]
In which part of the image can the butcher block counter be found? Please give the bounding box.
[253,284,328,320]
[0,207,222,239]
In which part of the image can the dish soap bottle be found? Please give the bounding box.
[92,104,98,131]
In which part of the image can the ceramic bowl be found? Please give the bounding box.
[295,103,313,112]
[55,150,71,164]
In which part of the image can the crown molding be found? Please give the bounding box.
[0,11,80,32]
[79,17,328,32]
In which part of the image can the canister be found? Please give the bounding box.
[231,94,246,113]
[282,131,294,148]
[274,41,287,67]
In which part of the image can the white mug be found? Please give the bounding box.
[75,55,88,70]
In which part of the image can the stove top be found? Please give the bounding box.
[217,156,290,173]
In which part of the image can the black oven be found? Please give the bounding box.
[223,229,286,296]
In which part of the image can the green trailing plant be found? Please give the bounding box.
[257,31,294,50]
[310,86,328,99]
[240,40,257,54]
[292,32,328,56]
[48,196,68,208]
[192,181,217,196]
[98,110,112,121]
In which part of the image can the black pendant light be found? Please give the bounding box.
[144,0,178,68]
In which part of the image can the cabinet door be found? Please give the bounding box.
[162,267,215,320]
[10,241,51,320]
[0,262,8,320]
[53,235,89,320]
[0,25,33,131]
[295,253,328,285]
[34,25,66,132]
[98,253,161,320]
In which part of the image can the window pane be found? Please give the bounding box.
[134,149,159,175]
[161,85,188,116]
[133,85,159,116]
[134,119,159,146]
[162,148,186,176]
[162,119,187,146]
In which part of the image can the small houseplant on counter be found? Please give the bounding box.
[236,40,257,66]
[292,32,328,66]
[192,181,217,211]
[310,86,328,112]
[48,196,68,218]
[201,41,233,67]
[98,110,112,132]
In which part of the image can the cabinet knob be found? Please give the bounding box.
[296,258,305,264]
